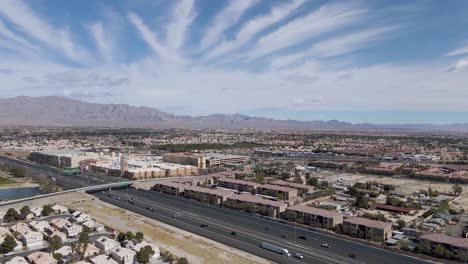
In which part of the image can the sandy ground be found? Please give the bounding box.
[0,170,40,189]
[0,192,271,264]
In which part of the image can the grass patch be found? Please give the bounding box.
[0,177,16,185]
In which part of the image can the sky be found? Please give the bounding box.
[0,0,468,124]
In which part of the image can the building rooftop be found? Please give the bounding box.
[420,233,468,249]
[218,178,260,187]
[270,180,315,191]
[258,184,297,193]
[287,205,342,219]
[344,217,392,230]
[228,194,287,208]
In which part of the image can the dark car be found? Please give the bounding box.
[265,227,270,230]
[281,234,287,238]
[200,224,210,228]
[230,231,237,235]
[298,235,307,240]
[348,254,357,258]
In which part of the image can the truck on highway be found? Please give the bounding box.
[260,242,291,257]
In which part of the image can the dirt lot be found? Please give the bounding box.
[0,192,271,264]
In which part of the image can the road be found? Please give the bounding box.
[0,156,433,264]
[95,188,432,264]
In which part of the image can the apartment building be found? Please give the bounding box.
[95,237,120,255]
[181,185,234,205]
[204,153,249,167]
[153,181,186,195]
[270,180,315,195]
[256,184,298,201]
[111,247,136,264]
[285,205,343,229]
[343,217,393,242]
[224,194,288,218]
[419,233,468,262]
[217,178,260,193]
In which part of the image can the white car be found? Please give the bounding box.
[321,243,331,248]
[294,253,304,259]
[4,252,15,256]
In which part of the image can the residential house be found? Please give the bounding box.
[54,245,72,257]
[51,205,69,214]
[6,256,28,264]
[26,252,57,264]
[63,224,82,238]
[0,226,22,251]
[9,222,31,236]
[91,255,118,264]
[21,230,43,247]
[132,241,160,259]
[43,227,67,241]
[50,218,70,230]
[111,247,136,264]
[83,243,101,258]
[30,208,43,217]
[72,212,92,223]
[29,220,50,232]
[95,236,120,254]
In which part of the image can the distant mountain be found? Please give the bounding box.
[0,96,467,131]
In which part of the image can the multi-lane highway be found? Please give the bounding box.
[95,188,432,264]
[0,155,434,264]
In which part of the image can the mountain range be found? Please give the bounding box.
[0,96,467,131]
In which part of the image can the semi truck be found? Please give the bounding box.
[260,242,291,257]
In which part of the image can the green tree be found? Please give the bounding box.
[42,204,53,216]
[453,184,463,195]
[117,232,127,242]
[254,174,265,184]
[439,199,450,212]
[125,231,135,240]
[0,235,17,253]
[48,235,63,251]
[177,257,189,264]
[320,181,329,189]
[12,167,26,177]
[136,245,155,263]
[307,177,318,187]
[78,231,90,244]
[355,194,369,209]
[397,220,406,229]
[4,208,19,222]
[20,206,31,219]
[135,232,144,242]
[433,245,446,258]
[52,253,62,261]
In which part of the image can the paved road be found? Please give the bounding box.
[96,188,432,264]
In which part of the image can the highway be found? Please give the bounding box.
[0,156,434,264]
[96,188,432,264]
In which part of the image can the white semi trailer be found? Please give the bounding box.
[260,242,291,257]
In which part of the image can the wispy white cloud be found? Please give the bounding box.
[446,42,468,57]
[206,0,304,59]
[166,0,196,51]
[0,19,37,50]
[198,0,257,52]
[89,22,113,63]
[128,13,183,64]
[448,58,468,72]
[249,2,367,60]
[0,0,90,63]
[271,26,399,69]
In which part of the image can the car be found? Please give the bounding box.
[230,231,237,235]
[173,212,183,218]
[294,253,303,259]
[298,235,307,240]
[4,252,15,256]
[116,197,120,200]
[281,234,287,238]
[146,207,151,211]
[200,224,210,228]
[348,254,357,258]
[321,243,331,248]
[265,227,270,230]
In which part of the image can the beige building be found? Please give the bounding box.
[204,153,249,167]
[181,185,234,205]
[419,233,468,262]
[26,252,57,264]
[256,184,298,202]
[217,178,260,193]
[21,230,43,247]
[343,217,392,242]
[224,194,288,218]
[162,153,206,169]
[285,205,343,229]
[111,247,136,264]
[270,180,315,195]
[6,256,28,264]
[95,236,120,255]
[132,241,160,259]
[91,255,118,264]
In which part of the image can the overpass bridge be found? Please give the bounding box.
[0,178,177,207]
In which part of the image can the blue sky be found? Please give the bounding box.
[0,0,468,124]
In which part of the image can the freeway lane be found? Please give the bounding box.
[107,188,431,264]
[96,191,340,264]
